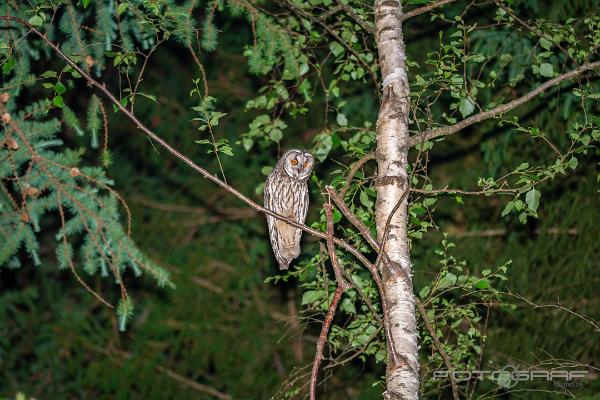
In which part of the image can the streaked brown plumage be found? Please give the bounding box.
[264,149,314,270]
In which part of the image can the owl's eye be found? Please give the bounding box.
[291,159,298,165]
[303,162,308,168]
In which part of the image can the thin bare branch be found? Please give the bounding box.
[506,291,600,333]
[410,187,518,195]
[156,366,232,400]
[408,61,600,147]
[450,227,578,238]
[326,185,380,252]
[310,202,349,400]
[324,203,349,287]
[188,44,209,97]
[402,0,457,21]
[83,341,231,400]
[335,1,375,34]
[339,153,375,198]
[416,299,460,400]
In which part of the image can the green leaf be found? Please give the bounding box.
[539,63,554,78]
[2,56,15,74]
[299,63,309,76]
[269,129,283,143]
[459,96,476,118]
[474,278,490,289]
[219,144,234,156]
[333,209,342,223]
[359,190,373,208]
[336,113,348,126]
[28,15,43,27]
[255,182,265,195]
[525,188,541,212]
[41,70,57,78]
[261,166,273,176]
[329,42,345,57]
[539,37,553,50]
[52,95,64,108]
[499,53,512,66]
[301,290,321,305]
[137,92,157,103]
[249,114,270,129]
[340,297,356,314]
[54,82,66,95]
[437,272,457,289]
[313,133,332,162]
[242,138,253,151]
[567,156,578,170]
[82,0,92,8]
[501,201,514,217]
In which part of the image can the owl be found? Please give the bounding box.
[264,149,314,270]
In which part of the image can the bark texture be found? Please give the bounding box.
[373,1,419,399]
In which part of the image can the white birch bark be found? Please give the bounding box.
[373,1,419,399]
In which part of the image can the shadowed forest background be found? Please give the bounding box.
[0,0,599,399]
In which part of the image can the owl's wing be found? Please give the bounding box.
[297,184,309,224]
[291,183,309,249]
[264,174,285,266]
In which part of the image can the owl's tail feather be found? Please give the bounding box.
[278,259,290,270]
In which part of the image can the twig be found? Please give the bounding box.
[0,15,374,273]
[82,340,231,400]
[408,61,600,147]
[401,0,457,21]
[450,227,578,238]
[279,0,380,90]
[492,0,576,66]
[339,153,375,198]
[335,1,374,35]
[188,44,209,97]
[130,39,162,112]
[309,202,349,400]
[506,291,600,333]
[416,299,460,400]
[324,203,348,286]
[410,186,518,195]
[326,186,379,252]
[156,366,231,400]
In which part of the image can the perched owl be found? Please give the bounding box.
[264,149,314,270]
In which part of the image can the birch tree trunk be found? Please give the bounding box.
[373,1,419,399]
